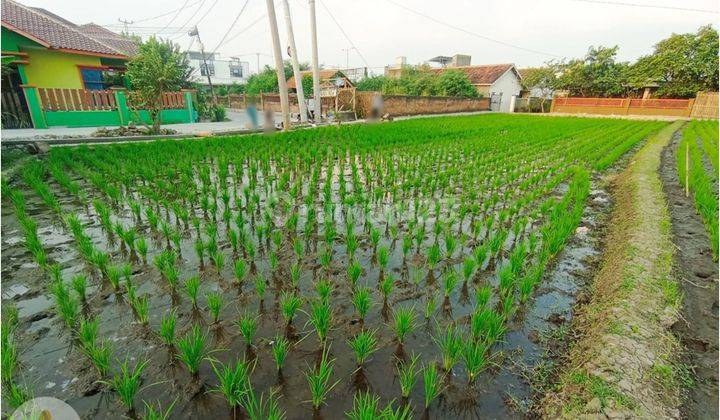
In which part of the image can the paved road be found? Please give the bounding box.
[1,110,282,141]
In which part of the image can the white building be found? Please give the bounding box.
[431,61,523,112]
[385,54,524,112]
[187,51,250,86]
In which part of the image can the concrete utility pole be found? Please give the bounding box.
[266,0,291,131]
[308,0,322,121]
[189,26,216,105]
[118,18,134,34]
[282,0,308,123]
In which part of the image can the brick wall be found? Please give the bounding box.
[356,92,491,118]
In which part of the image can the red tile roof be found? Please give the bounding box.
[1,0,133,58]
[432,64,519,85]
[77,23,139,56]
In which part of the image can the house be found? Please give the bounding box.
[187,51,250,87]
[286,69,353,97]
[1,0,136,90]
[385,54,523,112]
[1,0,195,129]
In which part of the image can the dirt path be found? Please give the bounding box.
[543,122,685,419]
[660,129,719,420]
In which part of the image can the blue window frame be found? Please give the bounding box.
[80,68,105,90]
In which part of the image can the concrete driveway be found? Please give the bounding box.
[1,110,281,141]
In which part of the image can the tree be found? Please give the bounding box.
[557,46,629,97]
[434,70,478,98]
[301,74,314,97]
[626,26,718,98]
[228,82,246,94]
[356,75,387,92]
[521,64,560,111]
[283,60,310,80]
[246,66,279,94]
[125,37,190,133]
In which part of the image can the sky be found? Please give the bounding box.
[26,0,719,74]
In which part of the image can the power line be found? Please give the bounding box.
[194,0,222,26]
[572,0,718,14]
[213,12,268,50]
[169,0,209,39]
[209,0,251,55]
[317,0,372,69]
[158,0,192,33]
[383,0,562,58]
[123,0,204,24]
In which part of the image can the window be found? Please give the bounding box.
[80,67,105,90]
[200,63,215,76]
[230,65,243,78]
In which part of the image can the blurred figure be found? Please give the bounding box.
[370,93,384,121]
[263,109,275,134]
[308,97,316,122]
[246,98,258,130]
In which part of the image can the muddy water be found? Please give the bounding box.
[660,130,719,420]
[2,168,611,420]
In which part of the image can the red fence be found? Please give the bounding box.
[551,96,694,117]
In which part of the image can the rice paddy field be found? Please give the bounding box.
[1,114,667,419]
[677,120,719,260]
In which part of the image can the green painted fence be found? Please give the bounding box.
[21,86,197,129]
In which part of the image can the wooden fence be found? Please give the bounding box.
[37,88,186,111]
[156,92,187,109]
[39,88,117,111]
[551,95,718,118]
[1,89,31,128]
[690,92,718,119]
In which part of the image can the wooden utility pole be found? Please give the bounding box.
[266,0,291,131]
[281,0,308,123]
[308,0,322,121]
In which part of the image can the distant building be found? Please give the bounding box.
[385,54,523,112]
[341,67,369,83]
[187,51,250,86]
[286,70,353,97]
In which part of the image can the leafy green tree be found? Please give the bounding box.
[125,37,190,133]
[521,64,560,111]
[557,46,629,97]
[356,75,387,91]
[301,74,314,97]
[246,66,278,94]
[434,69,478,98]
[228,83,246,94]
[284,60,310,80]
[382,66,436,96]
[626,26,718,98]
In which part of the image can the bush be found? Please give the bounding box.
[229,83,246,94]
[371,67,478,98]
[434,70,478,98]
[356,76,387,92]
[210,105,226,122]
